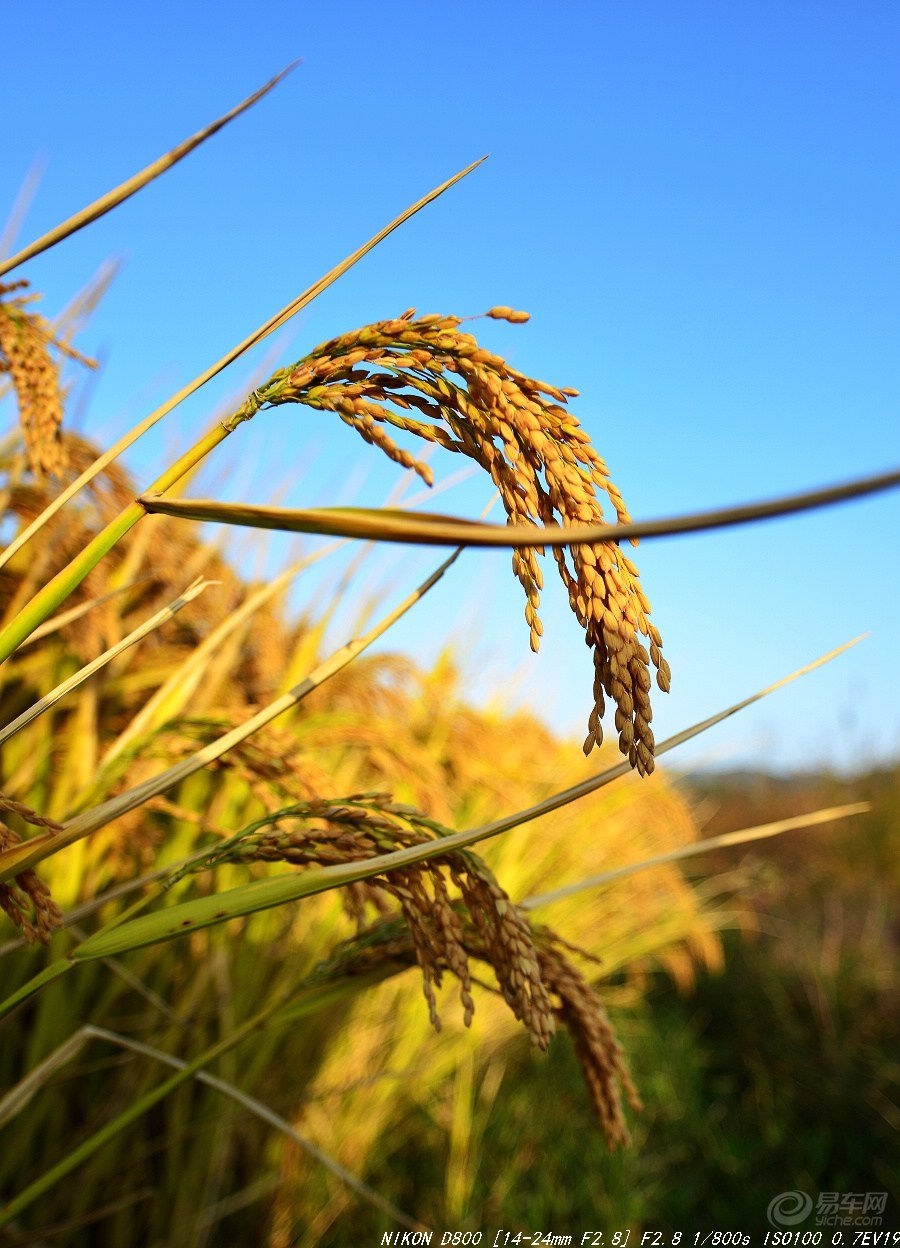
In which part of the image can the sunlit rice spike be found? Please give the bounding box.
[217,310,666,773]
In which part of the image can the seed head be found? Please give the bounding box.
[487,306,531,324]
[238,310,669,772]
[0,281,97,481]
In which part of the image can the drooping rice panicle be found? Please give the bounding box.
[226,309,670,773]
[189,792,555,1045]
[308,897,638,1149]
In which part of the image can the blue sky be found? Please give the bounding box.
[3,1,899,775]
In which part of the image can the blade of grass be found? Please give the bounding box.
[0,1030,92,1128]
[140,465,900,547]
[0,960,72,1018]
[0,65,297,278]
[0,549,463,881]
[0,156,487,577]
[68,638,865,959]
[0,156,46,260]
[0,967,402,1230]
[520,802,872,910]
[0,1025,428,1234]
[0,579,214,747]
[7,576,153,648]
[49,258,119,346]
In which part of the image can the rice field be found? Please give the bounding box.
[0,71,895,1244]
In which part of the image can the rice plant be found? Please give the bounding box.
[0,68,893,1243]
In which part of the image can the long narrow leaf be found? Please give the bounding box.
[0,1031,91,1128]
[70,638,864,959]
[0,578,213,746]
[0,550,462,881]
[520,802,872,910]
[0,960,72,1018]
[140,465,900,546]
[0,65,296,278]
[0,157,45,260]
[0,156,486,575]
[10,577,153,647]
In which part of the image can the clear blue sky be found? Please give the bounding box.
[3,1,899,775]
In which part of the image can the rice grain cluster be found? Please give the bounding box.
[0,280,96,480]
[308,888,639,1148]
[0,838,62,944]
[229,309,670,773]
[195,793,555,1048]
[536,937,642,1148]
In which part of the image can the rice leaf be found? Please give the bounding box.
[69,638,864,959]
[0,157,486,575]
[521,802,873,910]
[0,65,297,278]
[141,466,900,546]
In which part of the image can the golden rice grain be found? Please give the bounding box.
[487,306,531,323]
[537,938,641,1148]
[199,793,555,1044]
[0,281,97,481]
[0,823,64,945]
[229,311,669,773]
